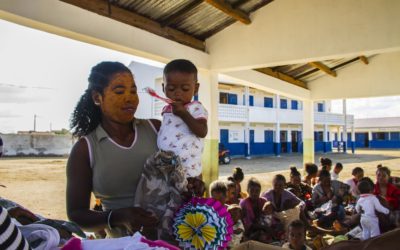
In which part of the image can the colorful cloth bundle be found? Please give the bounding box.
[173,197,233,249]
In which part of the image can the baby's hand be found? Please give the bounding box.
[171,102,188,117]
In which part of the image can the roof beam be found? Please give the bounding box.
[359,55,369,65]
[161,0,204,27]
[205,0,251,24]
[308,61,337,77]
[254,68,307,89]
[61,0,205,51]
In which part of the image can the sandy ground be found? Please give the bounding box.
[0,149,399,221]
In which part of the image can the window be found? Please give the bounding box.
[314,131,323,141]
[264,97,273,108]
[391,132,400,141]
[219,92,228,104]
[249,95,254,106]
[373,132,387,140]
[317,103,324,112]
[280,99,287,109]
[228,93,238,104]
[291,100,298,110]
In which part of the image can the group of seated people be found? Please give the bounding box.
[210,159,400,249]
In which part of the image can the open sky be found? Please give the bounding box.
[0,19,399,133]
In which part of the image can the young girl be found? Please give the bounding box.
[331,162,343,181]
[303,163,318,187]
[226,181,239,205]
[228,167,246,200]
[282,220,312,250]
[356,177,389,240]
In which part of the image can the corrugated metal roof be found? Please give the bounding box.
[112,0,273,40]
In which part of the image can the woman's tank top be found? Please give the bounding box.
[85,119,158,211]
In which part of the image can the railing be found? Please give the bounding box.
[218,104,247,122]
[218,104,354,125]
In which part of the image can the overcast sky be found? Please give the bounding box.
[0,20,399,133]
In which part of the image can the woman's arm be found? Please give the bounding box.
[66,138,109,232]
[149,119,161,132]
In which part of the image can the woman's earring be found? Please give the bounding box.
[94,101,100,106]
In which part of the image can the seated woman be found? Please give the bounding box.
[239,178,267,240]
[228,167,246,201]
[286,166,313,201]
[303,163,318,187]
[262,174,304,213]
[312,170,349,228]
[345,167,364,199]
[374,165,400,211]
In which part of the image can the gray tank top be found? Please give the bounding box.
[85,119,158,211]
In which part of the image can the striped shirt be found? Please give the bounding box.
[0,206,30,250]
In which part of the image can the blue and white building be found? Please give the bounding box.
[353,117,400,149]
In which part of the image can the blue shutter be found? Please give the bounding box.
[265,130,273,142]
[193,95,198,101]
[228,94,237,105]
[249,95,254,106]
[264,97,273,108]
[280,99,287,109]
[220,129,229,144]
[318,103,324,112]
[291,100,298,110]
[250,130,255,143]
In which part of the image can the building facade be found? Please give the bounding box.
[152,82,355,157]
[353,117,400,149]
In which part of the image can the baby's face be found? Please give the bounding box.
[229,209,241,223]
[263,204,273,215]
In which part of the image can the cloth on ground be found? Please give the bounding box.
[18,224,60,250]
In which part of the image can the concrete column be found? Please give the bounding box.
[198,70,219,188]
[342,99,348,153]
[274,94,281,156]
[368,131,372,148]
[323,124,329,153]
[244,86,251,159]
[274,123,281,156]
[287,128,292,153]
[351,126,356,154]
[302,100,314,165]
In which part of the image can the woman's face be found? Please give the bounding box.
[355,171,364,181]
[248,185,261,201]
[273,179,285,194]
[377,170,389,185]
[97,72,139,124]
[291,175,301,186]
[227,186,237,202]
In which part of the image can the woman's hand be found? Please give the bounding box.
[111,207,159,234]
[8,207,39,225]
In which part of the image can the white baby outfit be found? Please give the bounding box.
[157,101,208,178]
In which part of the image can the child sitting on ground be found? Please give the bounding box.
[228,167,246,200]
[282,220,312,250]
[356,177,389,240]
[331,163,343,181]
[227,204,244,248]
[210,180,228,205]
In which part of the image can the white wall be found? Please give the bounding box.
[1,133,74,156]
[128,61,163,119]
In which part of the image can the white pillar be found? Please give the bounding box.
[198,70,219,187]
[351,125,356,153]
[244,86,251,158]
[303,100,315,165]
[343,99,348,152]
[323,124,328,142]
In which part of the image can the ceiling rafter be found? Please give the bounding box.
[205,0,251,24]
[308,61,337,77]
[254,68,308,89]
[61,0,206,51]
[359,55,369,65]
[161,0,204,27]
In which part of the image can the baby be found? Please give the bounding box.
[260,201,285,241]
[227,204,244,248]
